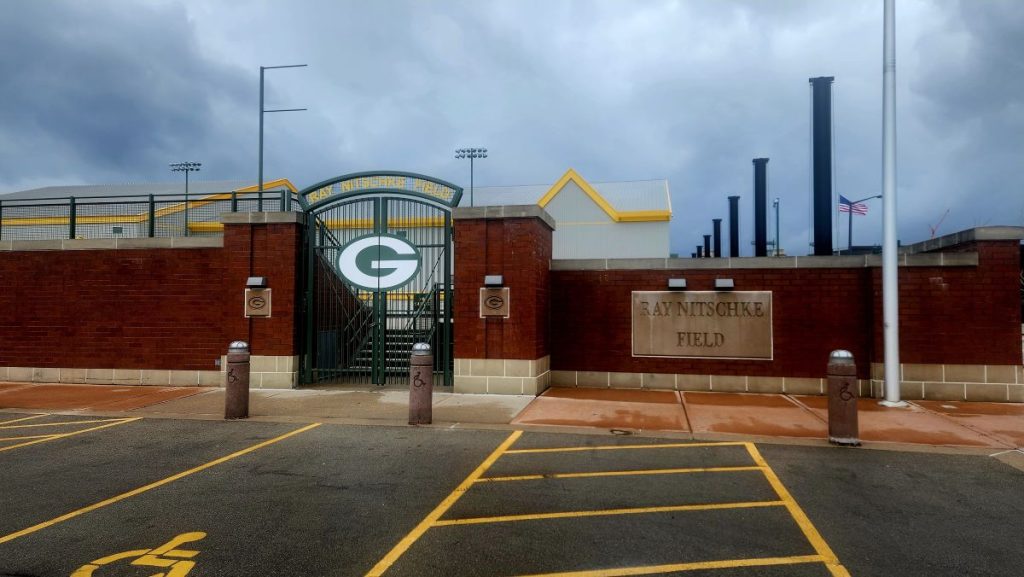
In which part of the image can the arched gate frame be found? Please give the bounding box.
[297,172,462,386]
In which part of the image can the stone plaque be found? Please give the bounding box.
[244,288,272,318]
[479,288,510,318]
[632,291,772,359]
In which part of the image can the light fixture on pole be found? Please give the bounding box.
[843,194,882,253]
[260,64,307,211]
[772,197,781,256]
[455,147,487,207]
[170,161,201,236]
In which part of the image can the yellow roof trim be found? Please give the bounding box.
[538,169,620,221]
[536,169,670,223]
[188,222,224,233]
[233,178,298,193]
[618,210,672,222]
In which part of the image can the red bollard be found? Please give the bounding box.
[225,341,250,419]
[827,349,860,446]
[408,343,433,425]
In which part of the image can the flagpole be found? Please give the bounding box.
[880,0,906,407]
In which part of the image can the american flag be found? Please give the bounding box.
[839,195,868,215]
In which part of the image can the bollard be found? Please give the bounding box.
[827,349,860,446]
[408,342,433,425]
[225,341,250,419]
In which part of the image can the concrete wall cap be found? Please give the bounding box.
[220,211,305,225]
[453,204,556,230]
[901,226,1024,254]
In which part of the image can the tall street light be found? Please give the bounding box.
[844,194,883,253]
[260,64,307,211]
[455,147,487,207]
[170,161,201,236]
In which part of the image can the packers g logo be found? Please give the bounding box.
[336,234,421,291]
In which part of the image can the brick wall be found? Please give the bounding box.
[551,243,1022,379]
[551,268,875,378]
[0,219,302,372]
[873,240,1022,365]
[454,213,552,360]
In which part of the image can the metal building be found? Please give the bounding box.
[472,169,672,259]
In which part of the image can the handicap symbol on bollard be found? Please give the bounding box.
[70,532,206,577]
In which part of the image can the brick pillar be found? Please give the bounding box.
[221,212,304,389]
[453,205,554,395]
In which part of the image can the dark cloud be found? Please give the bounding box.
[1,0,1021,253]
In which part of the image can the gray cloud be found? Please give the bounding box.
[1,0,1021,254]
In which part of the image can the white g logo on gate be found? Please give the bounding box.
[335,234,421,291]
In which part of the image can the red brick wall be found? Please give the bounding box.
[872,241,1022,365]
[0,222,301,371]
[551,269,874,378]
[222,222,302,357]
[552,243,1022,378]
[454,217,551,360]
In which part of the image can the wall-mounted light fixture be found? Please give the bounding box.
[714,278,735,291]
[667,278,687,290]
[484,275,504,287]
[246,276,268,289]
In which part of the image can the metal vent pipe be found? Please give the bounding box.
[753,159,769,257]
[810,76,835,255]
[712,219,722,258]
[703,234,711,258]
[728,196,740,257]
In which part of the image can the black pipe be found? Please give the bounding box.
[712,219,722,258]
[810,76,834,255]
[703,234,711,258]
[728,196,740,257]
[697,246,703,258]
[753,158,769,256]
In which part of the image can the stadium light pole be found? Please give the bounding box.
[260,64,307,211]
[455,148,487,207]
[845,194,882,253]
[170,162,201,236]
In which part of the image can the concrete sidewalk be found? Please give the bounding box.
[2,381,1023,453]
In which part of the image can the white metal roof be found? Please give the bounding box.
[0,180,290,201]
[470,179,671,212]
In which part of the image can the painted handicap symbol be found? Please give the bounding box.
[70,532,206,577]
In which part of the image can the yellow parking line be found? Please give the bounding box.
[365,430,523,577]
[0,418,141,453]
[0,418,129,430]
[0,434,59,442]
[476,466,764,483]
[0,422,320,545]
[0,414,50,426]
[513,554,826,576]
[504,441,746,455]
[433,500,785,527]
[744,443,851,577]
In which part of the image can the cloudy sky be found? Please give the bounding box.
[1,0,1021,255]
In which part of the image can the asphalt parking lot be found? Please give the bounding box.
[0,412,1022,576]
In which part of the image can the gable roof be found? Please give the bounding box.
[470,169,671,222]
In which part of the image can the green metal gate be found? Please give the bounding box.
[297,172,462,386]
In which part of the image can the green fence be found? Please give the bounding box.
[0,190,301,241]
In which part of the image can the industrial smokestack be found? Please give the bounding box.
[703,234,711,258]
[712,219,722,258]
[753,158,769,257]
[697,246,703,258]
[810,76,834,255]
[728,196,740,257]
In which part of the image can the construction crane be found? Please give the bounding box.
[929,208,950,239]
